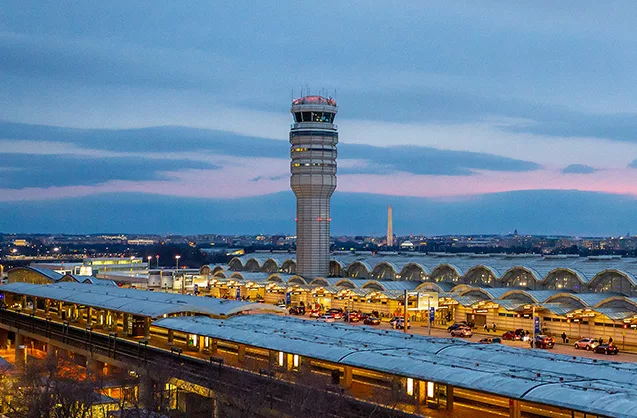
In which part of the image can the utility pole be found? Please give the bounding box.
[532,305,536,349]
[403,290,408,334]
[428,295,432,336]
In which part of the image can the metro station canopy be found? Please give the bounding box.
[0,282,282,319]
[153,314,637,418]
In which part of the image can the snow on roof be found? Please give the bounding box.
[153,314,637,418]
[0,282,283,318]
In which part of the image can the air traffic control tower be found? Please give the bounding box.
[290,95,338,278]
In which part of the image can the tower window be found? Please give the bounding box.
[301,112,311,122]
[294,112,302,122]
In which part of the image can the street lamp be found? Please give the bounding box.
[129,256,135,277]
[147,256,152,270]
[155,255,160,269]
[175,255,181,294]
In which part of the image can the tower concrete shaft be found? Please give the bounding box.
[387,205,393,247]
[290,96,338,278]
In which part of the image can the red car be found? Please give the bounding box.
[344,312,361,322]
[501,330,520,340]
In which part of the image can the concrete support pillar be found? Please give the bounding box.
[139,375,154,409]
[86,358,101,378]
[509,399,521,418]
[87,307,93,326]
[167,329,174,345]
[210,339,218,355]
[21,295,27,310]
[0,330,7,350]
[44,299,50,315]
[342,366,353,389]
[15,333,25,370]
[47,342,56,360]
[72,304,78,322]
[143,317,151,340]
[198,335,204,353]
[237,344,246,364]
[32,297,38,314]
[58,301,64,319]
[122,313,129,336]
[446,385,454,411]
[416,380,425,404]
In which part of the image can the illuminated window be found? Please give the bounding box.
[427,381,434,398]
[406,378,414,396]
[278,351,284,367]
[293,354,299,368]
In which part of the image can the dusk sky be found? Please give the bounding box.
[2,2,637,236]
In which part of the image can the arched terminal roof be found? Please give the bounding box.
[0,282,283,318]
[8,266,64,282]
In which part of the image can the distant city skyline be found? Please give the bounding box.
[2,2,637,235]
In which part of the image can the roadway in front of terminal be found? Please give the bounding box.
[283,313,637,363]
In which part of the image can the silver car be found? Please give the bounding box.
[450,327,473,337]
[574,338,599,350]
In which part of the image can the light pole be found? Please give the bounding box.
[147,256,152,270]
[427,295,433,336]
[175,255,182,294]
[155,255,160,269]
[532,305,537,349]
[129,256,135,277]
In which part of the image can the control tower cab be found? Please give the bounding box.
[289,96,338,279]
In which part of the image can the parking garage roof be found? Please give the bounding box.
[154,314,637,418]
[0,282,283,319]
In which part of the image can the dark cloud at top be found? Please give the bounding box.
[0,122,540,181]
[2,1,637,142]
[0,153,217,188]
[561,164,597,174]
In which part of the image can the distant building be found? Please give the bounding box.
[387,205,393,247]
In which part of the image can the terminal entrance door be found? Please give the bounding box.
[466,313,487,327]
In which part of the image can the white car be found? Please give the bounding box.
[317,314,335,323]
[574,338,600,350]
[450,327,473,337]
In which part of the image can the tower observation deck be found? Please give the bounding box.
[290,95,338,278]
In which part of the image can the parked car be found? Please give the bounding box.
[343,311,361,322]
[363,315,381,325]
[574,338,600,351]
[593,344,619,355]
[479,337,501,344]
[447,322,468,332]
[326,308,344,320]
[394,318,411,330]
[450,327,473,337]
[309,310,321,318]
[317,314,335,323]
[530,335,555,349]
[501,329,526,341]
[501,330,518,340]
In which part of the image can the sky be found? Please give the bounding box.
[1,1,637,236]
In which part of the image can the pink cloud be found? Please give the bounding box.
[3,163,637,203]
